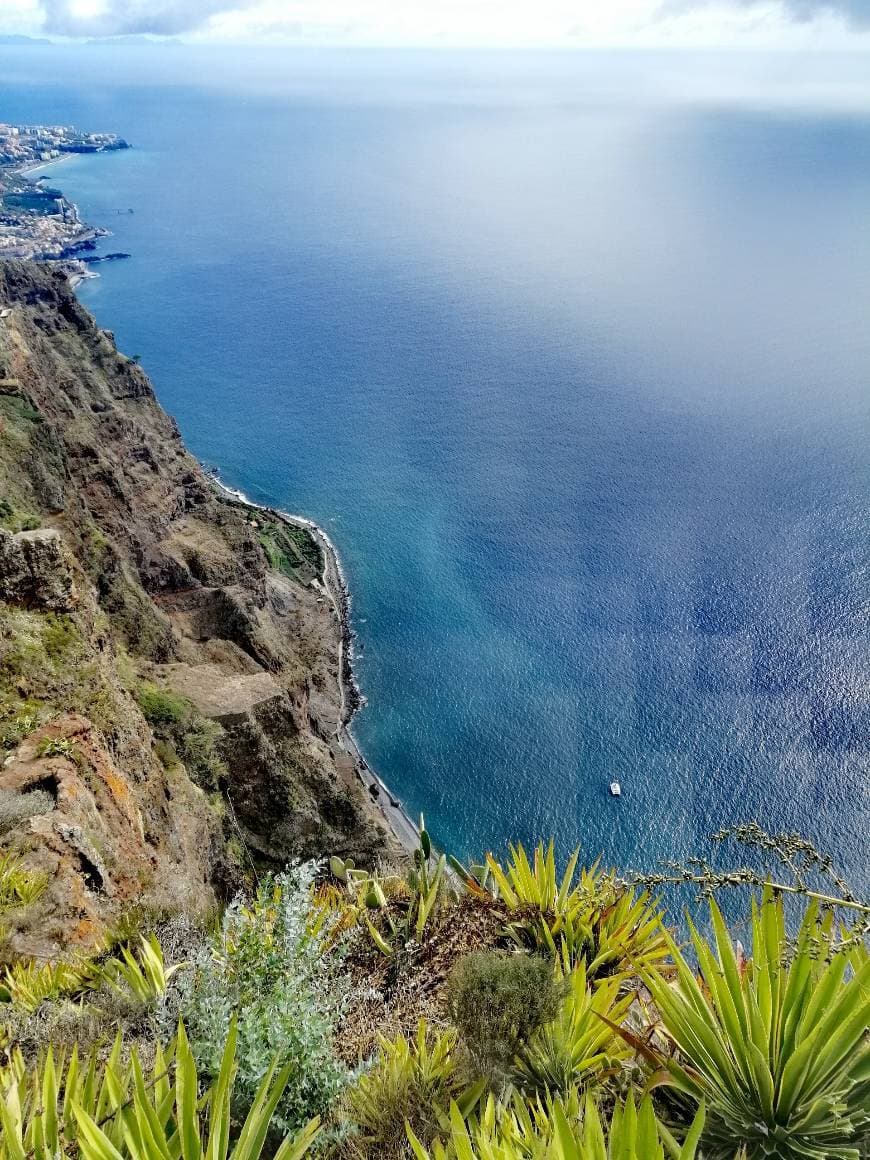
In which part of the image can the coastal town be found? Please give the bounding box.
[0,122,128,277]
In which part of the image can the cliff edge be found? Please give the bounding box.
[0,260,397,959]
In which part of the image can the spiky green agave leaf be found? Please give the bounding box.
[640,889,870,1159]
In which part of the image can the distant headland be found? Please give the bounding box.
[0,34,51,45]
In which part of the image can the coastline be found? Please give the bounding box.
[16,152,77,176]
[210,475,421,856]
[2,140,124,275]
[4,132,420,858]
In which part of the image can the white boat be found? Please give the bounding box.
[609,782,622,796]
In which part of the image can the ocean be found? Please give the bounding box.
[2,46,868,883]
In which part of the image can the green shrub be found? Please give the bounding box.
[446,952,564,1085]
[176,716,227,787]
[137,682,226,790]
[0,498,40,533]
[346,1020,466,1158]
[137,683,189,727]
[41,614,77,659]
[175,864,349,1136]
[0,706,40,752]
[36,736,76,759]
[153,737,178,769]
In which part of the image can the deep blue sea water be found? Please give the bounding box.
[2,47,868,882]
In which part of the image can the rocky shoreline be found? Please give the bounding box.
[210,477,421,855]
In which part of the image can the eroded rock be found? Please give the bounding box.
[0,715,219,959]
[0,528,76,612]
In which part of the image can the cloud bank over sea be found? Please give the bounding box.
[4,0,870,48]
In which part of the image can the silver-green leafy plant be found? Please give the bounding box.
[177,863,349,1136]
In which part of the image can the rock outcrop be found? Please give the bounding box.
[0,528,76,612]
[0,260,396,958]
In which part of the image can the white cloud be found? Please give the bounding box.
[5,0,870,47]
[202,0,870,47]
[0,0,44,35]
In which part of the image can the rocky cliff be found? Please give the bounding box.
[0,260,396,960]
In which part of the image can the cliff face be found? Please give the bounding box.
[0,260,394,959]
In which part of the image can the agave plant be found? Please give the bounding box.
[0,852,46,916]
[406,1091,706,1159]
[0,1020,320,1159]
[0,933,181,1014]
[584,885,670,980]
[512,962,632,1096]
[0,956,100,1011]
[641,890,870,1159]
[0,853,47,951]
[0,1033,134,1156]
[482,842,668,979]
[347,1018,481,1157]
[99,932,183,1003]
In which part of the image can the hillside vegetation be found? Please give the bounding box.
[0,827,867,1158]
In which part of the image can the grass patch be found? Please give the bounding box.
[256,518,323,586]
[0,610,82,687]
[137,683,227,791]
[0,701,41,752]
[0,608,127,750]
[0,394,42,427]
[0,498,40,533]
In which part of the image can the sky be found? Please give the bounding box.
[2,0,870,48]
